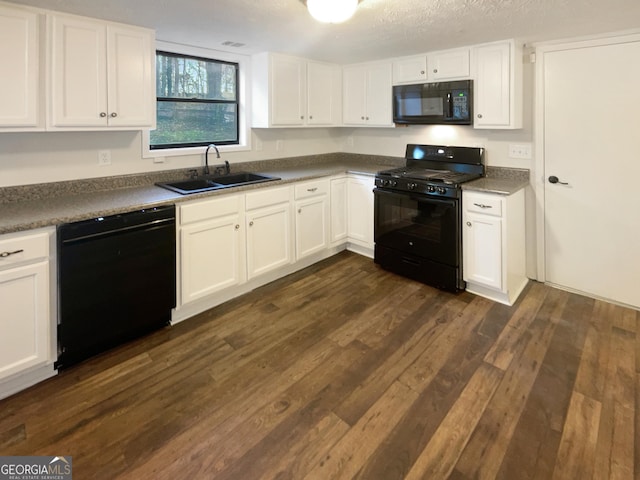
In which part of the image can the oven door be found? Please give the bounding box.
[374,188,460,266]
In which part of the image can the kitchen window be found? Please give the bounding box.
[151,51,239,149]
[142,41,249,158]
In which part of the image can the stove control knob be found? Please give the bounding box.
[427,185,436,193]
[390,180,398,187]
[380,179,389,187]
[408,183,417,190]
[437,187,447,194]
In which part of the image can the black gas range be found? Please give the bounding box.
[374,144,485,291]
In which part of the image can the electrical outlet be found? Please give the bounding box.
[508,143,532,159]
[98,150,111,166]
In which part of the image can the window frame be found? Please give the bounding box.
[142,41,251,159]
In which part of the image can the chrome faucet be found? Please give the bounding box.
[204,144,220,175]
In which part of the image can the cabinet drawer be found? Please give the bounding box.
[465,193,503,217]
[180,194,242,225]
[246,186,290,210]
[294,179,329,200]
[0,231,49,269]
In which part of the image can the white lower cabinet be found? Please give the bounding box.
[245,186,293,280]
[295,179,330,260]
[330,176,348,245]
[347,174,375,256]
[179,194,245,305]
[463,189,527,305]
[0,228,56,400]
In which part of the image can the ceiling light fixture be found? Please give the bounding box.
[305,0,360,24]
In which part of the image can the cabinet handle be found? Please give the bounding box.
[298,208,302,214]
[466,222,472,227]
[110,112,118,118]
[420,70,425,74]
[300,115,304,120]
[306,187,318,192]
[365,116,369,120]
[235,224,240,230]
[473,203,493,209]
[100,112,107,118]
[309,115,313,120]
[249,221,254,227]
[477,114,483,119]
[361,116,365,120]
[433,68,438,73]
[0,249,24,258]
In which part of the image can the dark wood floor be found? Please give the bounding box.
[0,251,638,479]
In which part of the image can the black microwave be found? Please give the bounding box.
[392,80,473,125]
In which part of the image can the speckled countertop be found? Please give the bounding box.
[0,153,398,235]
[462,167,530,195]
[0,154,530,235]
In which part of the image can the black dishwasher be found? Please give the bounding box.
[56,205,176,369]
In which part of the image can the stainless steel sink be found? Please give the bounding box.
[156,172,280,195]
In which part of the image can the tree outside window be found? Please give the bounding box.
[151,51,239,149]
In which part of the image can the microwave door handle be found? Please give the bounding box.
[446,92,453,119]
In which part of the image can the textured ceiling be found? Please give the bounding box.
[7,0,640,63]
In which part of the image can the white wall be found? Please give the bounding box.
[0,128,344,187]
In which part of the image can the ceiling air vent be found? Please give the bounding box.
[222,41,246,48]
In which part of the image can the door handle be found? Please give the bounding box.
[548,175,569,185]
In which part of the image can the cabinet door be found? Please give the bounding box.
[307,61,340,125]
[296,196,328,260]
[342,65,367,125]
[0,6,39,128]
[106,25,154,127]
[330,177,348,244]
[392,55,427,85]
[473,41,522,129]
[365,62,393,126]
[180,215,243,304]
[463,212,503,289]
[428,49,470,80]
[347,176,374,247]
[270,54,306,126]
[246,203,292,279]
[0,261,50,380]
[49,15,108,127]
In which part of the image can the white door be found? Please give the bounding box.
[246,203,292,279]
[270,54,305,126]
[542,38,640,308]
[296,196,328,260]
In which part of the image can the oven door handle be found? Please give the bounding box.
[374,188,458,207]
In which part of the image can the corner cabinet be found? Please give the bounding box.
[252,52,342,127]
[472,40,523,129]
[463,189,527,306]
[343,61,393,127]
[48,13,155,130]
[0,4,42,131]
[0,228,56,400]
[347,174,375,256]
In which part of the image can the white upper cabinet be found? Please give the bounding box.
[392,55,427,84]
[392,48,470,85]
[472,40,523,129]
[48,13,155,129]
[0,4,41,130]
[343,61,393,127]
[252,52,341,128]
[428,48,470,80]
